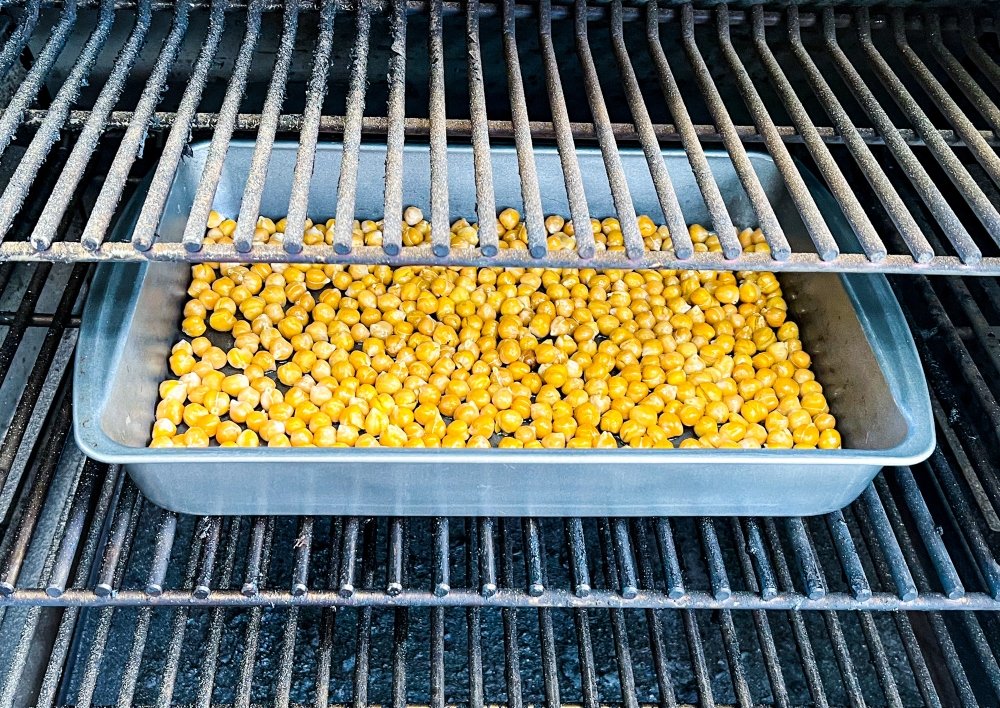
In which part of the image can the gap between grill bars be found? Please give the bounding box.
[0,2,998,271]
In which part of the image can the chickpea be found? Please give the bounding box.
[152,216,839,453]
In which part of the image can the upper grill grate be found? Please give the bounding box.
[0,1,997,271]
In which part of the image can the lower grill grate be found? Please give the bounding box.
[23,606,1000,706]
[0,175,998,705]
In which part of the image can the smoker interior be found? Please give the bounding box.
[0,0,999,705]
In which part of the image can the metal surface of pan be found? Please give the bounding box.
[73,142,933,516]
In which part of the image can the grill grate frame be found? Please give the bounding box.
[0,2,998,270]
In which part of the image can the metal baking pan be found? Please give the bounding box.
[74,141,934,517]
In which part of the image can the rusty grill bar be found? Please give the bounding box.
[0,2,995,271]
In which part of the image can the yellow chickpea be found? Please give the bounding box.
[818,429,842,449]
[155,217,841,454]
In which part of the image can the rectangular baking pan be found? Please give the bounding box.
[73,141,934,516]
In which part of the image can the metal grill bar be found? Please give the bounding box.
[631,521,678,707]
[387,517,404,595]
[654,519,684,599]
[426,0,449,257]
[847,488,975,705]
[464,522,484,707]
[151,528,202,704]
[762,520,828,706]
[0,0,116,241]
[18,242,1000,274]
[115,604,152,706]
[283,0,336,253]
[499,520,523,708]
[879,476,992,704]
[78,0,191,250]
[0,385,73,595]
[538,0,592,260]
[825,511,870,601]
[751,6,884,262]
[678,4,787,261]
[479,517,497,597]
[314,518,340,707]
[28,0,150,251]
[381,0,408,257]
[0,264,48,395]
[926,14,1000,138]
[596,522,639,708]
[730,520,788,706]
[190,523,240,706]
[432,517,449,596]
[143,509,177,596]
[645,0,733,257]
[698,519,730,602]
[895,468,964,600]
[785,518,824,600]
[960,11,1000,95]
[0,0,78,161]
[330,0,370,256]
[4,587,1000,609]
[787,5,933,264]
[852,9,1000,258]
[390,530,408,705]
[44,460,100,597]
[291,517,313,596]
[890,9,1000,193]
[234,521,273,708]
[0,262,85,494]
[16,108,999,146]
[523,518,545,597]
[465,0,498,258]
[502,0,546,259]
[574,0,644,260]
[231,0,302,252]
[193,516,223,598]
[610,0,696,260]
[742,519,776,601]
[717,4,839,262]
[178,0,264,253]
[0,0,40,79]
[0,425,76,708]
[681,611,715,705]
[0,0,965,20]
[31,465,119,708]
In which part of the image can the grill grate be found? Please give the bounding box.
[0,2,998,270]
[1,2,1000,705]
[16,607,1000,705]
[0,202,998,703]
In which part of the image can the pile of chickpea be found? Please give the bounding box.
[149,208,841,451]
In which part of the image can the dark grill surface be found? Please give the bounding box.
[1,1,1000,706]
